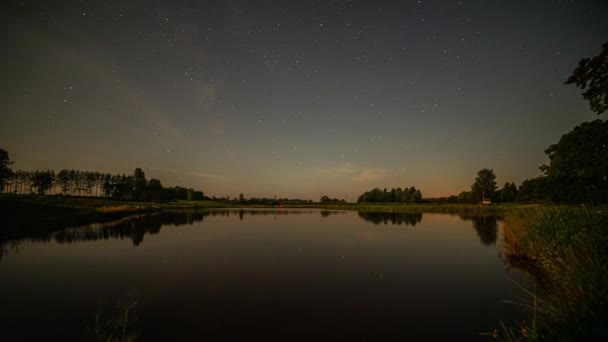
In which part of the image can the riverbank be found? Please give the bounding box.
[502,206,608,340]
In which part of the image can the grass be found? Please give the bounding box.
[501,206,608,339]
[87,292,139,342]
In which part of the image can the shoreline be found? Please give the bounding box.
[0,193,567,241]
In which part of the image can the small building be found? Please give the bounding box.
[482,198,492,205]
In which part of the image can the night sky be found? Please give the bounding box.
[1,1,607,200]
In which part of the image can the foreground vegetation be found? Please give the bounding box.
[502,207,608,340]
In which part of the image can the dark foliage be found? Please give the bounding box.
[357,186,422,203]
[0,149,205,203]
[540,119,608,204]
[566,42,608,115]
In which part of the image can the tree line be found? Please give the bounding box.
[0,155,204,203]
[357,186,422,203]
[451,169,519,204]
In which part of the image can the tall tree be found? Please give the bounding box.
[133,168,146,201]
[411,189,422,203]
[566,42,608,115]
[0,149,14,193]
[517,177,549,202]
[56,170,71,195]
[32,170,54,195]
[540,119,608,204]
[85,171,96,196]
[146,178,163,202]
[471,168,497,202]
[0,148,13,194]
[501,182,518,203]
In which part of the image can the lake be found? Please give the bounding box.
[0,209,528,340]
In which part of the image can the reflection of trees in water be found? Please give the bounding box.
[51,210,326,246]
[320,210,345,218]
[54,211,209,246]
[0,209,337,255]
[231,209,317,216]
[321,210,332,218]
[357,212,423,226]
[0,238,38,262]
[459,214,500,245]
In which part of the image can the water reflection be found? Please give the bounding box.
[0,209,522,340]
[459,214,500,245]
[357,211,422,226]
[0,210,502,258]
[54,210,326,246]
[0,210,333,252]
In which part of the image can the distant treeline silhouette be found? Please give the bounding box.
[0,163,204,202]
[357,187,422,203]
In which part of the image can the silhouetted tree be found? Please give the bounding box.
[147,178,163,202]
[0,149,14,193]
[133,168,146,201]
[411,189,422,203]
[500,182,518,203]
[566,42,608,115]
[540,119,608,204]
[31,170,55,195]
[357,186,422,203]
[471,168,497,202]
[517,177,549,202]
[0,160,208,203]
[320,195,344,203]
[102,173,113,197]
[56,169,71,195]
[457,191,476,203]
[191,190,204,200]
[12,170,27,194]
[111,174,134,200]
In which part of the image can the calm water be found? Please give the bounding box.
[0,209,527,340]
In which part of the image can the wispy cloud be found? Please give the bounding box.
[148,166,227,180]
[313,163,358,177]
[353,168,388,182]
[313,163,389,182]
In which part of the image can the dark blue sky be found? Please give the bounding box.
[1,0,607,199]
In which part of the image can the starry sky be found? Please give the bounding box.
[1,0,607,200]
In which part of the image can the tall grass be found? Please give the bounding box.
[87,293,139,342]
[502,206,608,339]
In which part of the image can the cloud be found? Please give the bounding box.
[148,166,227,180]
[313,162,358,178]
[313,163,389,182]
[353,168,388,182]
